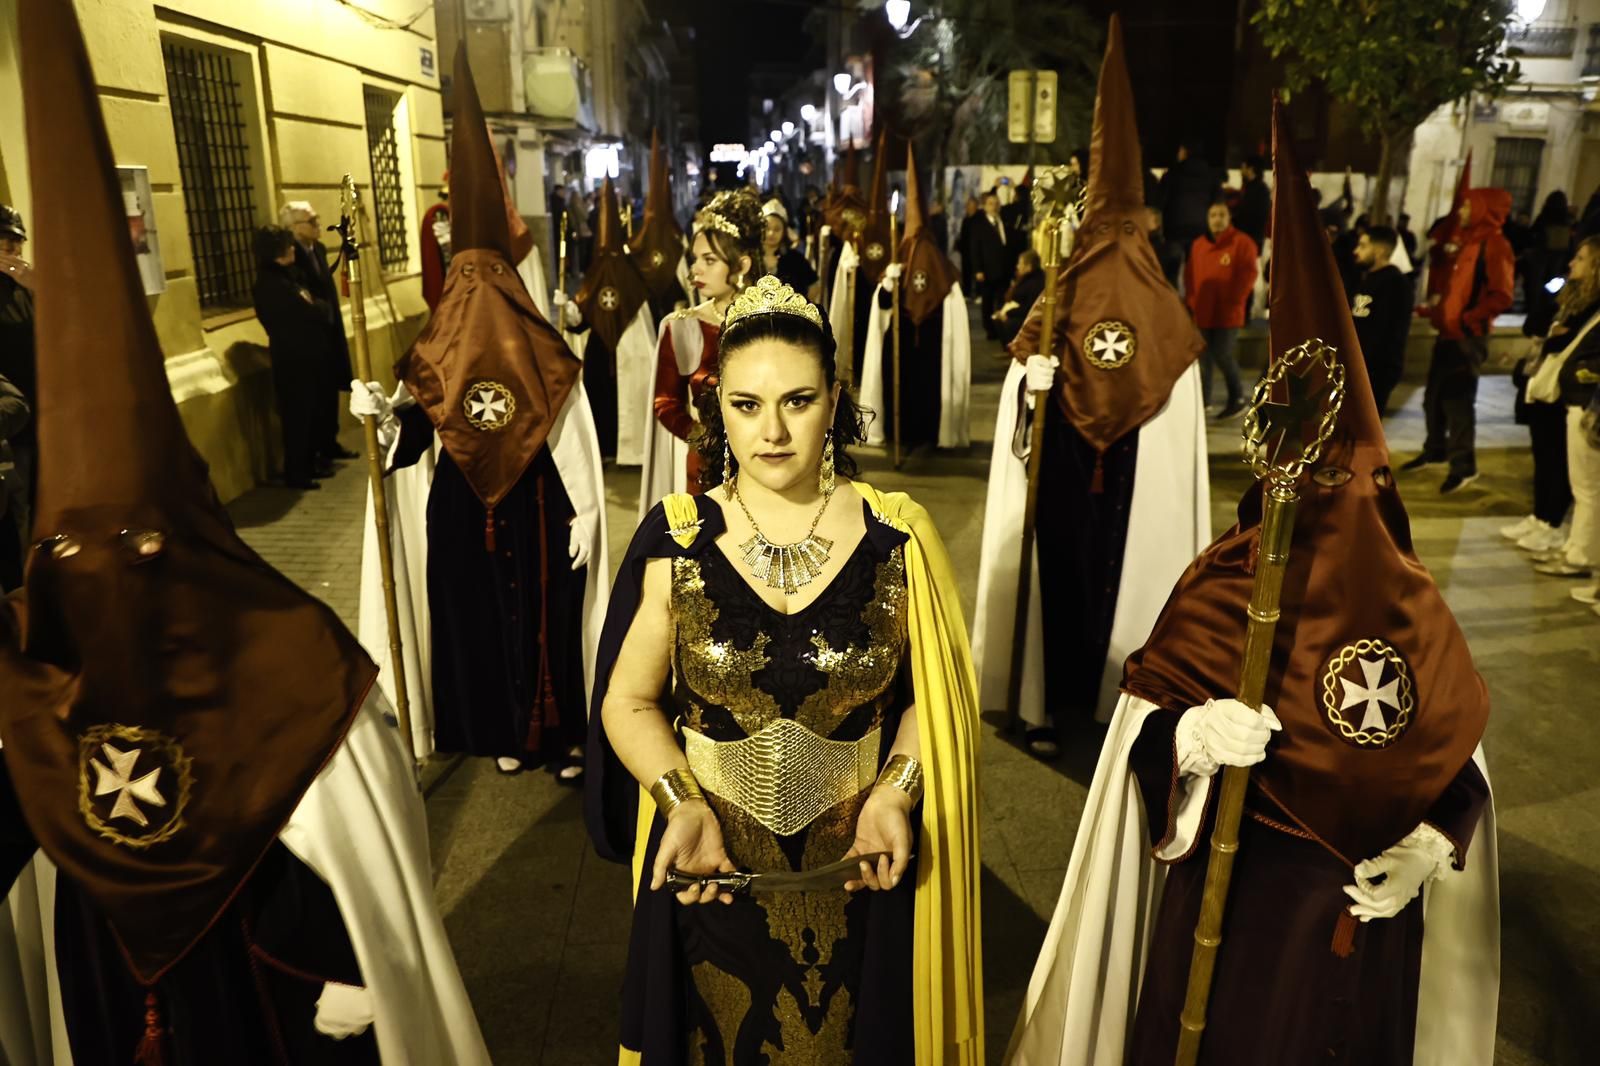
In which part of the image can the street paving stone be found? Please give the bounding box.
[229,324,1593,1065]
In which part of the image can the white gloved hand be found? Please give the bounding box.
[819,225,832,243]
[568,512,594,571]
[314,981,374,1039]
[1344,823,1456,922]
[1174,698,1283,778]
[349,379,392,423]
[882,262,904,293]
[552,289,569,307]
[561,298,583,328]
[1025,354,1059,392]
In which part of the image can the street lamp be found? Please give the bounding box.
[782,120,796,136]
[886,0,911,31]
[800,103,818,123]
[833,72,852,95]
[1515,0,1546,21]
[771,128,782,142]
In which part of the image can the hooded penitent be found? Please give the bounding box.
[1008,13,1203,454]
[397,45,580,525]
[1121,99,1490,867]
[0,0,376,984]
[575,176,651,353]
[628,129,685,302]
[858,126,894,285]
[824,142,868,236]
[897,141,958,327]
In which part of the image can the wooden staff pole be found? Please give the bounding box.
[339,175,417,773]
[841,233,856,390]
[1172,341,1345,1064]
[1004,188,1075,732]
[558,208,569,296]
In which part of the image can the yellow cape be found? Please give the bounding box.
[621,483,984,1064]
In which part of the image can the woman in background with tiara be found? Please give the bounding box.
[586,275,984,1065]
[637,189,760,518]
[759,197,820,299]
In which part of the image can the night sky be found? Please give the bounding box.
[674,0,825,146]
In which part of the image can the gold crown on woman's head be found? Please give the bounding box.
[697,209,740,239]
[724,275,824,330]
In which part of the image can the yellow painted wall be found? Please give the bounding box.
[0,0,444,503]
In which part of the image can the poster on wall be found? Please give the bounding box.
[116,165,165,296]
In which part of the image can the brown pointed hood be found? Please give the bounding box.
[1007,13,1203,453]
[858,127,894,284]
[1121,100,1488,868]
[398,45,581,516]
[0,0,376,984]
[629,129,686,301]
[575,176,651,352]
[898,141,957,326]
[824,143,869,236]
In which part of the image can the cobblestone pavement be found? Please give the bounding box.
[230,327,1594,1066]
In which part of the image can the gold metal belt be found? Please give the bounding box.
[683,719,881,838]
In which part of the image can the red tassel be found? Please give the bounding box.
[134,991,166,1066]
[484,506,497,552]
[1330,908,1358,958]
[1090,452,1105,494]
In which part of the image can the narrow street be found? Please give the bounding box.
[229,323,1596,1066]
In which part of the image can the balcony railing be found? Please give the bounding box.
[1508,22,1577,58]
[1586,24,1600,77]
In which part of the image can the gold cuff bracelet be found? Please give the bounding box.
[876,754,924,804]
[650,767,705,817]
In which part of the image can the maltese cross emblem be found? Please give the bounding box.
[464,380,516,432]
[911,271,929,293]
[77,725,192,849]
[866,242,886,261]
[1083,319,1136,370]
[649,250,666,268]
[1321,638,1415,749]
[598,285,621,311]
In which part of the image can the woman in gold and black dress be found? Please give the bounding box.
[585,276,983,1065]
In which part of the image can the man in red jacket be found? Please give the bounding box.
[1185,200,1259,417]
[1402,187,1514,493]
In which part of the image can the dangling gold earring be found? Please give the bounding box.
[819,429,835,494]
[733,273,745,289]
[723,440,734,499]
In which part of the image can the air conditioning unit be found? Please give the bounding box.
[524,48,597,132]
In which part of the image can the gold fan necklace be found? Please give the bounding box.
[732,476,835,595]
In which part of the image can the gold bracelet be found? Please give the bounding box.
[876,754,924,804]
[650,767,705,817]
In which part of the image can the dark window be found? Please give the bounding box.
[363,87,410,273]
[1491,137,1544,216]
[162,39,258,312]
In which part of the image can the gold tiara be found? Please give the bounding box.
[698,210,740,239]
[724,274,823,330]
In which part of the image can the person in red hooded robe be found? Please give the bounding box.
[1008,100,1499,1066]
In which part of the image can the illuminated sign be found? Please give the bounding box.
[710,143,749,163]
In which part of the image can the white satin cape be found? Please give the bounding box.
[971,360,1210,726]
[357,381,612,758]
[0,688,493,1064]
[1005,693,1501,1066]
[565,304,657,467]
[858,281,972,450]
[636,313,701,522]
[516,243,552,321]
[828,241,860,366]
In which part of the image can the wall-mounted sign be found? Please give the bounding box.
[116,166,165,296]
[710,143,748,163]
[420,47,435,79]
[1503,100,1551,129]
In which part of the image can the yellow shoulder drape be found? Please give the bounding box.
[620,486,983,1065]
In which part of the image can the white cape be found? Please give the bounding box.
[517,243,552,322]
[1006,693,1501,1066]
[357,382,612,753]
[0,689,493,1064]
[565,304,656,467]
[637,313,701,521]
[971,360,1209,726]
[828,241,860,368]
[858,282,972,449]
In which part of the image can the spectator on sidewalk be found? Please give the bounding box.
[1185,200,1258,417]
[1159,139,1221,248]
[252,225,334,491]
[0,370,26,591]
[1350,225,1415,415]
[957,194,981,292]
[1396,213,1419,264]
[1520,191,1575,335]
[970,190,1013,340]
[1146,205,1184,289]
[1542,238,1600,579]
[1403,188,1515,493]
[1233,153,1270,248]
[281,201,358,466]
[994,248,1045,345]
[0,203,34,530]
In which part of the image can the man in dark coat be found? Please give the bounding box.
[283,201,357,465]
[1349,225,1415,415]
[970,190,1012,339]
[252,225,335,490]
[1234,153,1270,248]
[1158,140,1222,248]
[0,204,34,530]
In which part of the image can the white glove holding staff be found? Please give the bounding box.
[1344,823,1456,921]
[552,290,582,328]
[1025,354,1059,393]
[881,262,904,293]
[349,380,412,455]
[1175,698,1282,778]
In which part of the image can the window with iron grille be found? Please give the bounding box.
[1491,137,1545,216]
[162,39,259,312]
[363,88,410,272]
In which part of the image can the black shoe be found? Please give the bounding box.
[285,478,322,491]
[1440,472,1480,494]
[1024,726,1061,761]
[313,460,336,479]
[1217,398,1247,419]
[1400,453,1444,472]
[330,446,361,461]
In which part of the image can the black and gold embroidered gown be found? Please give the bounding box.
[666,502,916,1065]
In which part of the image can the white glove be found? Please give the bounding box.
[819,225,832,243]
[1344,823,1456,922]
[1025,354,1059,393]
[1174,698,1283,778]
[557,295,583,328]
[552,289,568,307]
[568,511,593,571]
[349,379,392,423]
[882,262,904,293]
[314,981,374,1039]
